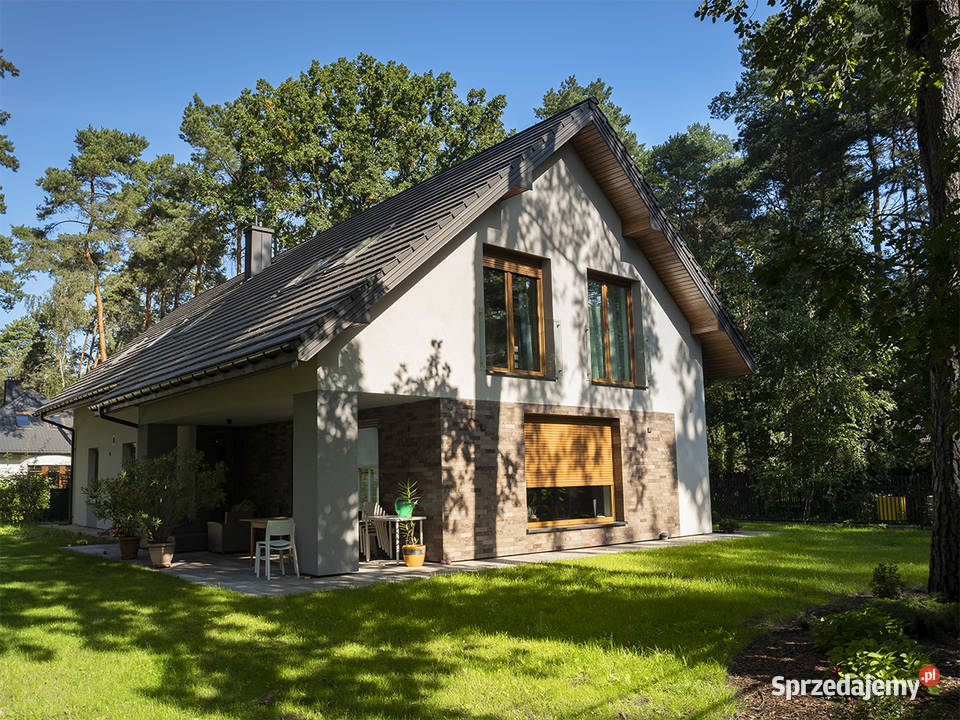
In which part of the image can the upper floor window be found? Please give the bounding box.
[483,250,545,376]
[588,275,635,385]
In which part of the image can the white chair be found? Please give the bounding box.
[362,501,392,560]
[255,518,299,580]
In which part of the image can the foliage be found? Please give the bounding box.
[810,606,903,651]
[638,114,901,518]
[827,635,930,681]
[697,0,960,603]
[15,126,148,370]
[92,451,226,542]
[181,54,508,249]
[400,521,419,547]
[397,478,420,505]
[535,75,644,160]
[715,518,740,533]
[0,48,19,215]
[0,523,934,719]
[397,478,421,545]
[0,50,21,309]
[83,470,147,537]
[833,694,911,720]
[872,562,905,598]
[0,471,49,523]
[811,599,944,683]
[870,596,960,640]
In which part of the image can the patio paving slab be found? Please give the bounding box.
[65,531,766,598]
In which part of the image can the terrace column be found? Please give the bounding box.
[292,389,359,575]
[136,423,177,459]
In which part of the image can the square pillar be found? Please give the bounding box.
[137,423,177,459]
[293,389,359,575]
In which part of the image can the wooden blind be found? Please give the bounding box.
[524,419,614,488]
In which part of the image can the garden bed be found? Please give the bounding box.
[728,592,959,720]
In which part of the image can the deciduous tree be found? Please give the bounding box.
[697,0,960,600]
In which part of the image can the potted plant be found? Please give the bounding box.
[121,450,225,567]
[84,472,144,560]
[400,520,426,567]
[394,478,419,518]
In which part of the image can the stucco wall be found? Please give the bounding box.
[318,145,712,535]
[71,407,138,527]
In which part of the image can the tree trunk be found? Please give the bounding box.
[910,0,960,602]
[158,284,167,320]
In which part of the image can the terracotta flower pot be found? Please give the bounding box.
[147,539,176,568]
[117,535,141,560]
[402,543,426,567]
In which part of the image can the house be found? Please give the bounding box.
[38,100,755,575]
[1,380,72,481]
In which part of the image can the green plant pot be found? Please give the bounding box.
[395,499,416,518]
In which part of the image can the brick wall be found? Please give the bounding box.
[363,398,679,563]
[359,401,445,560]
[238,421,293,516]
[439,399,679,562]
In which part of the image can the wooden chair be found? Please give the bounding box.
[255,518,299,580]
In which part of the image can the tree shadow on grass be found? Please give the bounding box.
[0,525,931,719]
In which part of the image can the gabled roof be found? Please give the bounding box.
[2,382,72,455]
[40,100,755,416]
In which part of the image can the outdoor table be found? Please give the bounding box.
[361,514,426,563]
[239,516,291,566]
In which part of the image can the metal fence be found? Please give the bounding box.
[710,471,932,526]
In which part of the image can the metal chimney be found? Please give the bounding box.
[244,226,274,279]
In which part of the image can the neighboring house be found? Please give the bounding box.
[39,100,755,575]
[1,380,72,481]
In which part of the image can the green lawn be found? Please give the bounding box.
[0,523,931,720]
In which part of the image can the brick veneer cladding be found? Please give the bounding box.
[364,399,680,563]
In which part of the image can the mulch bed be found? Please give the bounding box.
[727,593,960,720]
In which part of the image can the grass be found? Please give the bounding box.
[0,522,931,720]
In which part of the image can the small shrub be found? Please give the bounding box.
[833,695,910,720]
[0,471,50,523]
[810,606,903,650]
[715,518,740,533]
[870,597,960,641]
[872,562,904,598]
[827,635,930,680]
[84,450,225,541]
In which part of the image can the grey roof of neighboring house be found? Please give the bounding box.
[39,99,755,416]
[1,381,72,455]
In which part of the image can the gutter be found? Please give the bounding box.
[88,341,296,413]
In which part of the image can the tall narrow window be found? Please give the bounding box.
[483,251,545,375]
[588,276,635,384]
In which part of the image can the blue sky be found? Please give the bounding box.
[0,0,758,324]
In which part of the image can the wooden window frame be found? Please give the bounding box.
[483,250,546,377]
[523,416,619,529]
[588,274,636,386]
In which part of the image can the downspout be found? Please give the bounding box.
[40,414,75,524]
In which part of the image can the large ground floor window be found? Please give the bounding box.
[524,417,617,528]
